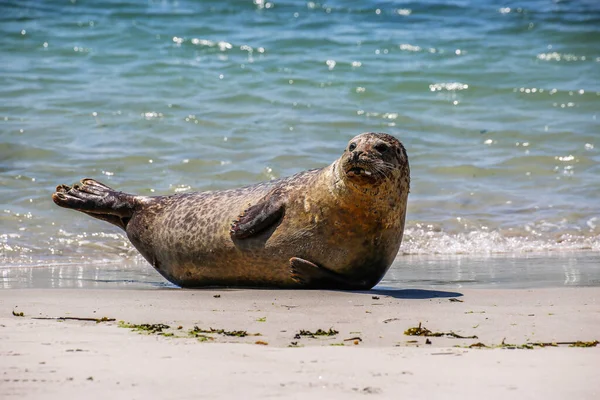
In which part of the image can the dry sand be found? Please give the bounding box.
[1,287,599,399]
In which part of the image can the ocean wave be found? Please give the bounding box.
[401,227,599,255]
[2,226,598,269]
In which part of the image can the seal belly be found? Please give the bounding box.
[126,190,295,287]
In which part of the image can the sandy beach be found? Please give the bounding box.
[1,287,598,399]
[3,0,600,398]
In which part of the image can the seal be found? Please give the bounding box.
[52,132,410,289]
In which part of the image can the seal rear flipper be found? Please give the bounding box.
[52,178,137,230]
[289,257,368,290]
[230,190,285,239]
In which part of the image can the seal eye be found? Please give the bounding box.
[374,143,389,153]
[348,142,357,152]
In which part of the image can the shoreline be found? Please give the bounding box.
[2,250,599,290]
[2,287,599,399]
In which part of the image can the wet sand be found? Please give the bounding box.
[3,251,600,290]
[1,287,599,399]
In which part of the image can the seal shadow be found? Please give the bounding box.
[361,288,464,300]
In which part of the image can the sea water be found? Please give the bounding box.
[1,0,599,289]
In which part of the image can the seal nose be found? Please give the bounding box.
[352,150,363,162]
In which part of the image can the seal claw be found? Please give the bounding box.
[56,184,70,193]
[289,257,321,287]
[289,257,368,290]
[290,273,305,285]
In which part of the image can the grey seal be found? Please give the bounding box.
[52,132,410,289]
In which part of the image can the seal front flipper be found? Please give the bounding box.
[230,190,285,239]
[52,178,137,230]
[289,257,367,290]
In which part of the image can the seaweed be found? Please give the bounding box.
[33,316,115,323]
[468,342,489,348]
[353,387,381,394]
[12,310,24,317]
[449,298,463,303]
[404,323,478,339]
[188,327,214,341]
[118,321,170,334]
[255,340,268,345]
[256,317,267,322]
[528,342,558,348]
[462,339,598,349]
[297,328,339,338]
[188,326,217,340]
[496,338,540,349]
[569,340,599,348]
[189,326,259,337]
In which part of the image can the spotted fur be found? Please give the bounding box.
[52,132,410,289]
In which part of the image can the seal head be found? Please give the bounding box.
[340,132,409,188]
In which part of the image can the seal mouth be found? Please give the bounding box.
[346,166,373,177]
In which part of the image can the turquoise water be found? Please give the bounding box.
[1,0,599,287]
